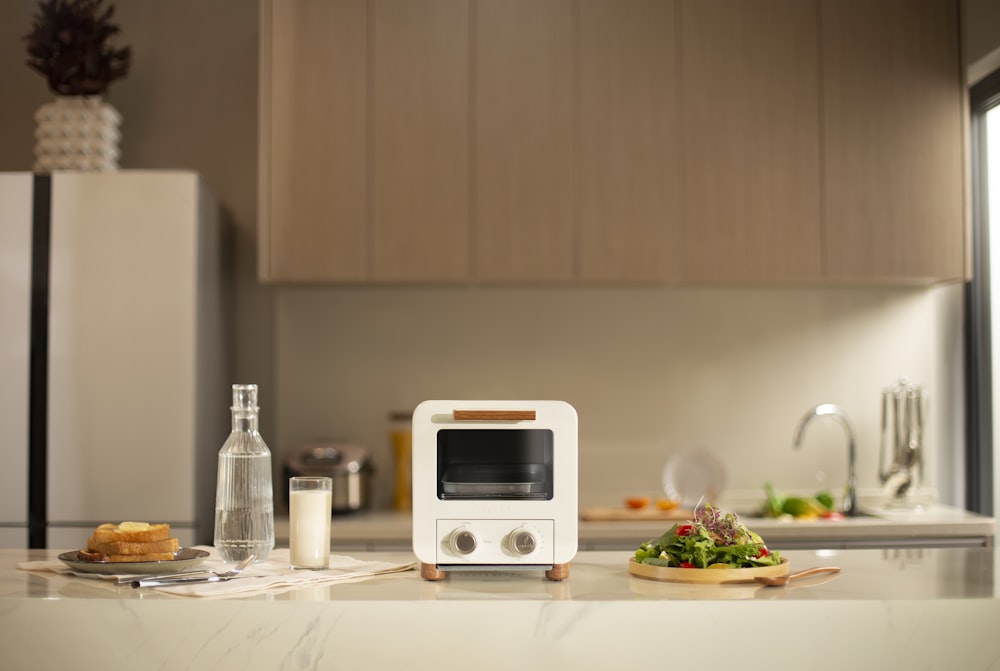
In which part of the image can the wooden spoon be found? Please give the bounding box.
[754,566,841,587]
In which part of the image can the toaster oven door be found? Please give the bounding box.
[437,429,553,500]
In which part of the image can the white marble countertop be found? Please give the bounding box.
[278,503,996,551]
[2,547,999,669]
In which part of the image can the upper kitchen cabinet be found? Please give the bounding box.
[479,0,681,282]
[577,0,680,282]
[373,0,471,281]
[260,0,368,281]
[680,0,823,283]
[821,0,965,282]
[475,0,574,282]
[260,0,470,283]
[260,0,966,285]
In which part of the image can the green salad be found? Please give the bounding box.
[633,505,781,569]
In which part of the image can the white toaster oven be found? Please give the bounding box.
[411,400,578,581]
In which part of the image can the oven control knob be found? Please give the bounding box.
[448,527,478,556]
[506,527,539,556]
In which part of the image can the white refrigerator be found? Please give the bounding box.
[0,171,227,548]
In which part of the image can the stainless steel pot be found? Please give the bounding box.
[284,440,372,513]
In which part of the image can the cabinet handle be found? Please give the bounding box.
[453,410,536,421]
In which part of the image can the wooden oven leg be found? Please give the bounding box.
[545,563,569,581]
[420,562,446,581]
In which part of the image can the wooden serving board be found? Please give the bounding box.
[580,507,693,522]
[628,557,790,584]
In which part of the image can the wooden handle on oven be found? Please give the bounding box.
[453,410,536,421]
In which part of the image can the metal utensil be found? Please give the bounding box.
[131,554,255,588]
[754,566,841,587]
[878,378,925,500]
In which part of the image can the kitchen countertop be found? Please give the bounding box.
[582,503,997,549]
[278,503,996,551]
[1,546,998,669]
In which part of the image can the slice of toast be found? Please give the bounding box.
[92,522,171,543]
[87,536,180,556]
[106,551,177,562]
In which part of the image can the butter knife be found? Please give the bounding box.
[131,554,255,588]
[132,573,233,588]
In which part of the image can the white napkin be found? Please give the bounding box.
[16,558,137,581]
[18,547,418,597]
[154,548,417,597]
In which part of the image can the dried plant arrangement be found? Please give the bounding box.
[24,0,131,96]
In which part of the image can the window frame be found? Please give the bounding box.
[965,68,1000,516]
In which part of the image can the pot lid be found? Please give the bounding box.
[286,440,370,474]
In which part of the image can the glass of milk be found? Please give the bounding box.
[289,476,333,569]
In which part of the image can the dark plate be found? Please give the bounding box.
[57,547,210,575]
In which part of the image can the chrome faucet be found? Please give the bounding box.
[792,403,860,516]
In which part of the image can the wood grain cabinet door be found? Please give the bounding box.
[260,0,368,282]
[821,0,965,282]
[372,0,471,282]
[578,0,681,283]
[679,0,823,283]
[475,0,575,282]
[261,0,470,283]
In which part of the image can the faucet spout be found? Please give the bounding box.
[792,403,860,516]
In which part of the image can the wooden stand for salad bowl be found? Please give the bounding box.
[628,557,790,584]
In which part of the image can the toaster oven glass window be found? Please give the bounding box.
[437,429,554,500]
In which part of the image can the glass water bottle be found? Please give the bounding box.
[214,384,275,562]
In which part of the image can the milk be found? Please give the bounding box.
[289,489,332,569]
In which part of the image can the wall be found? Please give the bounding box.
[0,1,970,516]
[0,0,273,428]
[275,285,965,511]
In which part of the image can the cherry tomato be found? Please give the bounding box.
[757,547,770,558]
[624,496,650,510]
[676,524,693,536]
[680,561,695,568]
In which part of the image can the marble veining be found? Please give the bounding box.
[2,548,1000,669]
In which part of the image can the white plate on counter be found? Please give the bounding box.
[661,447,726,507]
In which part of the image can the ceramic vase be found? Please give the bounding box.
[33,96,121,173]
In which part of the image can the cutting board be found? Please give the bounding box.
[580,507,693,522]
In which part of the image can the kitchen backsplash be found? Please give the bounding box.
[273,284,963,512]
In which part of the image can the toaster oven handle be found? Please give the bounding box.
[453,410,536,421]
